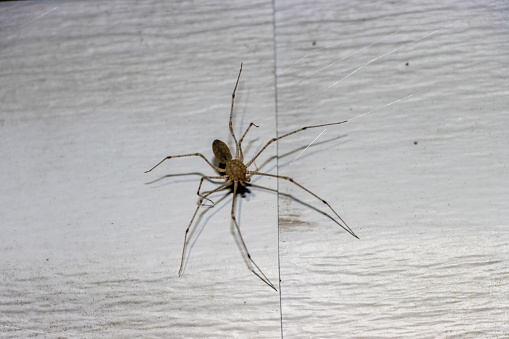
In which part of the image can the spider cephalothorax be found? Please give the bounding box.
[225,158,249,185]
[145,63,357,291]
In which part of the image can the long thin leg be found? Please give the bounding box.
[231,181,278,291]
[246,120,348,168]
[248,171,359,239]
[179,179,232,276]
[229,63,243,160]
[239,122,259,162]
[145,153,225,173]
[197,175,228,205]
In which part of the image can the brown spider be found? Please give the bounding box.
[145,63,358,291]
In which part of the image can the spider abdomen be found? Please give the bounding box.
[226,159,247,183]
[212,139,232,163]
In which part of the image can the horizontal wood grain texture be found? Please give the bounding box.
[274,0,508,337]
[1,0,508,337]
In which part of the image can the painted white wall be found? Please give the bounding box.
[1,0,507,337]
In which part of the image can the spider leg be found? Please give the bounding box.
[239,122,259,162]
[248,171,359,239]
[229,63,243,159]
[145,153,225,173]
[245,120,348,168]
[179,179,232,276]
[197,175,228,205]
[231,181,278,291]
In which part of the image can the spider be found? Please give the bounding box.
[145,63,359,291]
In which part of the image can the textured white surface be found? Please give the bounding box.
[1,0,508,338]
[275,1,509,338]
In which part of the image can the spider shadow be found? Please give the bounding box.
[179,184,232,276]
[254,133,348,173]
[211,182,281,290]
[176,177,277,289]
[248,182,355,236]
[144,172,211,186]
[178,176,354,287]
[226,180,356,289]
[180,181,269,284]
[226,183,294,290]
[145,168,261,281]
[248,134,355,236]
